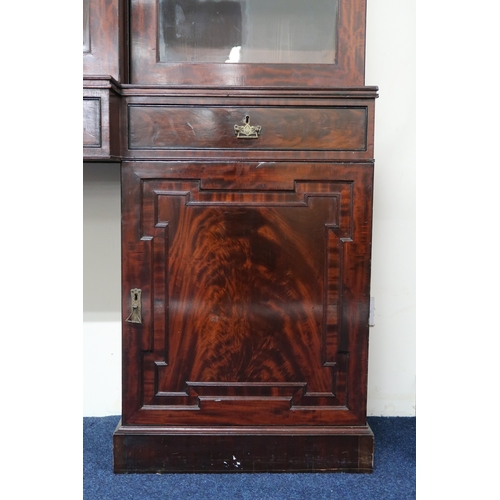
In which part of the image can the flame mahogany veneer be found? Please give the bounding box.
[83,0,378,473]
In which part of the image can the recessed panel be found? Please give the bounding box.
[132,177,357,425]
[83,98,101,147]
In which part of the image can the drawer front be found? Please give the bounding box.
[128,105,368,152]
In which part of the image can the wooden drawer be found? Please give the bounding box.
[127,104,371,157]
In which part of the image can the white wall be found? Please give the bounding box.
[83,0,416,417]
[83,164,122,416]
[364,0,416,415]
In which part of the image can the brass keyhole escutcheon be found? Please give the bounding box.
[126,288,142,324]
[234,115,261,139]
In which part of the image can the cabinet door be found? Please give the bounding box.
[83,0,127,81]
[121,161,373,427]
[130,0,367,86]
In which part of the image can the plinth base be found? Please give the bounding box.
[113,421,374,473]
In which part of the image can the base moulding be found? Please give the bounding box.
[113,421,374,473]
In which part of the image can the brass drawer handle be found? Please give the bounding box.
[125,288,142,324]
[234,115,261,139]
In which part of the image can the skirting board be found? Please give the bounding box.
[113,420,374,473]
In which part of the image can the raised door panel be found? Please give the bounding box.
[121,161,373,427]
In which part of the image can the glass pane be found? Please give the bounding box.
[83,0,90,53]
[158,0,338,64]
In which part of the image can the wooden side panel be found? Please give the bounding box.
[83,85,122,161]
[83,89,109,158]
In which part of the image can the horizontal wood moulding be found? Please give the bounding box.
[82,79,378,99]
[83,75,122,92]
[120,86,379,99]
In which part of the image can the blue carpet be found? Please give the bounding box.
[84,416,415,499]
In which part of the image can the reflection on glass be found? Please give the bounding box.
[83,0,90,52]
[158,0,338,64]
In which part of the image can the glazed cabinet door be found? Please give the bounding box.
[83,0,127,81]
[129,0,367,86]
[120,161,373,428]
